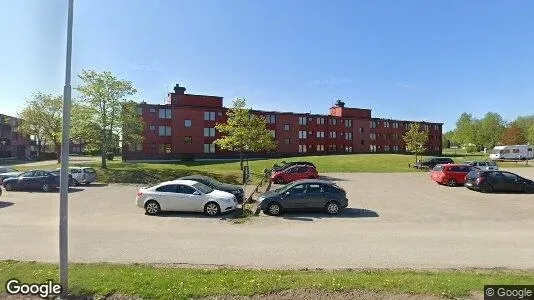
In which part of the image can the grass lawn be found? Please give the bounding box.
[1,261,533,299]
[11,150,532,185]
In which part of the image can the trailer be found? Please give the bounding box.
[489,145,534,160]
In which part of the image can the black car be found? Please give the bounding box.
[414,157,454,170]
[257,179,348,216]
[464,170,534,193]
[2,170,65,192]
[272,161,316,172]
[177,175,244,202]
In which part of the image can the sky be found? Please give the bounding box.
[1,0,534,132]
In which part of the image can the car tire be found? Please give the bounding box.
[204,202,221,216]
[481,184,493,193]
[447,178,457,187]
[265,202,282,216]
[42,183,51,192]
[72,179,80,186]
[4,182,13,191]
[275,177,285,184]
[145,200,161,215]
[325,201,341,215]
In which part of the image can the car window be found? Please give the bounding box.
[34,171,46,177]
[155,184,178,193]
[83,168,96,173]
[287,184,306,194]
[70,169,80,173]
[297,167,308,173]
[287,167,298,173]
[177,185,197,195]
[433,165,443,171]
[20,171,35,177]
[458,166,470,172]
[501,172,518,181]
[192,182,213,194]
[488,162,497,166]
[306,184,323,193]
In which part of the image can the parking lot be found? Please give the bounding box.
[1,168,533,270]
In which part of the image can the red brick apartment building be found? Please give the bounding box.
[123,84,443,160]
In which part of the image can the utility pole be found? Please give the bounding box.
[59,0,74,298]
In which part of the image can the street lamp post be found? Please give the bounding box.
[59,0,74,298]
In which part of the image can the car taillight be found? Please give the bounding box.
[476,177,485,185]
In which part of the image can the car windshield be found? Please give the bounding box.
[202,176,222,186]
[83,168,96,173]
[487,162,497,166]
[193,182,213,194]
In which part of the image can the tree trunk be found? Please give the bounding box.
[56,144,61,164]
[101,129,107,169]
[239,152,243,170]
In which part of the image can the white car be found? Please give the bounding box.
[54,167,97,186]
[464,161,499,171]
[136,179,237,216]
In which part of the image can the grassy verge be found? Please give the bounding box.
[1,261,533,299]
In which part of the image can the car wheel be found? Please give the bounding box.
[481,184,493,193]
[325,201,341,215]
[145,200,161,215]
[72,179,80,186]
[204,202,221,216]
[42,183,51,192]
[275,177,285,184]
[265,202,282,216]
[447,178,457,187]
[4,182,13,191]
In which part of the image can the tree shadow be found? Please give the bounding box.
[0,201,14,209]
[82,183,108,187]
[318,175,348,182]
[150,210,236,220]
[281,208,379,221]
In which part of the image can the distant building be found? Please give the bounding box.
[123,84,443,160]
[0,114,31,159]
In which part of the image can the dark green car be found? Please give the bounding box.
[177,175,244,203]
[257,179,348,216]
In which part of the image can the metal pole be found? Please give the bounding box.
[59,0,74,297]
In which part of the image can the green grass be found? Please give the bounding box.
[11,150,531,185]
[1,261,533,299]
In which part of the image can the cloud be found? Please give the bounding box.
[395,82,419,90]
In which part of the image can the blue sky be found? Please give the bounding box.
[1,0,534,131]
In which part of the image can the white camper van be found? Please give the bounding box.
[489,145,534,160]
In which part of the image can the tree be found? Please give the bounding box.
[403,122,429,163]
[528,124,534,145]
[17,93,63,162]
[214,98,277,172]
[478,112,505,149]
[451,113,477,147]
[501,122,527,145]
[75,70,141,169]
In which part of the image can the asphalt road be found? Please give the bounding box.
[1,168,533,270]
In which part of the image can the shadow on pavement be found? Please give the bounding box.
[0,201,14,209]
[81,183,108,187]
[151,210,236,220]
[318,175,348,182]
[281,208,379,222]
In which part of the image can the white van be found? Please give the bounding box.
[489,145,533,160]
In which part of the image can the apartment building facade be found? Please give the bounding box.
[123,84,443,160]
[0,114,31,159]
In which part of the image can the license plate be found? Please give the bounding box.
[465,183,472,186]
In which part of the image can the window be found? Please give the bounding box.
[370,121,377,128]
[204,128,215,137]
[359,127,364,133]
[393,145,399,152]
[204,111,216,121]
[270,130,276,138]
[299,131,307,139]
[384,145,390,151]
[307,184,324,194]
[370,133,376,140]
[298,116,307,125]
[513,149,520,153]
[316,131,325,138]
[329,131,337,139]
[159,108,171,119]
[184,136,192,144]
[386,133,391,139]
[203,143,215,153]
[284,138,291,145]
[316,117,325,125]
[345,132,353,140]
[529,148,533,152]
[156,184,178,193]
[329,118,337,125]
[393,122,398,128]
[184,119,192,127]
[298,145,307,153]
[384,121,390,128]
[266,114,276,124]
[158,144,172,153]
[329,145,337,151]
[149,108,156,113]
[345,119,352,127]
[158,126,171,136]
[136,106,143,116]
[393,133,399,140]
[284,124,290,131]
[317,145,325,151]
[424,124,429,130]
[370,145,377,152]
[288,184,306,194]
[149,125,155,131]
[405,123,410,129]
[345,146,353,152]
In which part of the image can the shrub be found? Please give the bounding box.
[464,144,478,153]
[106,152,115,161]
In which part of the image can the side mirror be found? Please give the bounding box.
[193,191,201,196]
[285,191,290,195]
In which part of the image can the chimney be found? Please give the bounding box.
[173,84,186,95]
[335,100,346,108]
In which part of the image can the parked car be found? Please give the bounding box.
[271,165,319,184]
[257,179,348,216]
[464,170,534,193]
[464,161,499,170]
[177,175,244,202]
[0,167,23,182]
[430,164,473,186]
[54,167,97,186]
[136,179,237,216]
[2,170,67,192]
[414,157,454,170]
[272,161,316,172]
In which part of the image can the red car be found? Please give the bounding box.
[430,164,472,187]
[271,165,319,184]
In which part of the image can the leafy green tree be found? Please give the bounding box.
[214,98,277,171]
[403,122,429,163]
[75,70,141,169]
[477,112,505,149]
[17,93,63,162]
[451,113,477,147]
[528,124,534,145]
[513,115,534,142]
